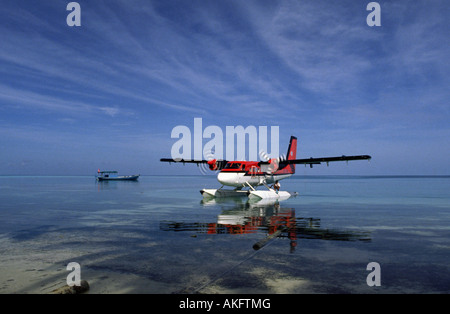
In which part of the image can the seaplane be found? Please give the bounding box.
[161,136,371,200]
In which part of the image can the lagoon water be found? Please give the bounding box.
[0,175,449,293]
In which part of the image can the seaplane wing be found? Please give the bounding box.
[160,158,229,170]
[270,154,372,167]
[160,158,209,164]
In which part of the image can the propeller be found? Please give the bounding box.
[259,150,286,174]
[199,150,221,175]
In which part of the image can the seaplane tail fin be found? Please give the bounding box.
[287,136,297,160]
[284,136,297,174]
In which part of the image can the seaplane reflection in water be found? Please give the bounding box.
[160,197,371,252]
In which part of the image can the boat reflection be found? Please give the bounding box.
[96,179,140,191]
[160,197,371,252]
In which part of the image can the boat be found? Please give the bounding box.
[96,170,139,181]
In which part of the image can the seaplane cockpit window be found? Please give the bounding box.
[224,163,242,169]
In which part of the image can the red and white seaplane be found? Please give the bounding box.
[161,136,371,200]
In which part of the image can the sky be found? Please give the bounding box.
[0,0,448,176]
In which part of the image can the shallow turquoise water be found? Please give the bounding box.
[0,175,449,293]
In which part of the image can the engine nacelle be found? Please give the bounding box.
[207,159,218,171]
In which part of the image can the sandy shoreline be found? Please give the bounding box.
[0,234,308,294]
[0,257,178,294]
[0,233,177,294]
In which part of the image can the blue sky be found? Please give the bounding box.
[0,0,448,175]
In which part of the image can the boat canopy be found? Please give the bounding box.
[98,171,118,174]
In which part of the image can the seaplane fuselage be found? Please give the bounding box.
[216,161,294,187]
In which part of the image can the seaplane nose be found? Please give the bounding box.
[217,172,236,186]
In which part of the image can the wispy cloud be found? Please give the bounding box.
[0,0,448,175]
[0,1,321,122]
[81,1,303,119]
[242,1,379,98]
[0,83,128,118]
[0,2,209,117]
[240,0,449,135]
